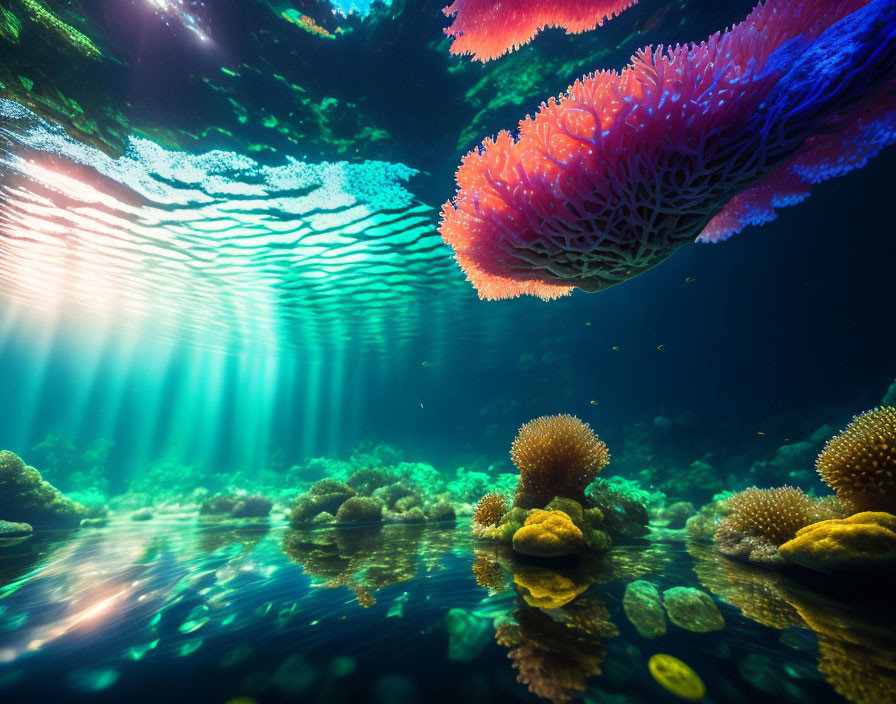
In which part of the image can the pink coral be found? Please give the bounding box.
[443,0,637,62]
[439,0,896,300]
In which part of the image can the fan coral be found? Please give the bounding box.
[442,0,637,62]
[473,492,508,526]
[778,511,896,574]
[439,0,896,300]
[511,414,609,509]
[713,487,826,566]
[817,407,896,512]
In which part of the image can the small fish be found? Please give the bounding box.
[784,437,790,442]
[686,276,696,283]
[612,346,620,351]
[757,431,765,436]
[590,400,598,406]
[419,402,424,409]
[657,344,665,351]
[421,361,429,366]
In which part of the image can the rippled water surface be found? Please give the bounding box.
[2,519,893,704]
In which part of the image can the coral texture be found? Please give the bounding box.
[661,587,725,632]
[623,580,667,639]
[817,407,896,512]
[440,0,896,300]
[0,450,85,528]
[778,511,896,574]
[442,0,637,62]
[512,509,584,557]
[511,414,609,509]
[473,492,508,526]
[713,487,829,566]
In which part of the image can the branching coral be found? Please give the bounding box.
[817,407,896,512]
[439,0,896,300]
[442,0,637,62]
[473,492,507,527]
[713,487,832,566]
[511,415,609,509]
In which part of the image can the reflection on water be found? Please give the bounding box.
[1,520,895,703]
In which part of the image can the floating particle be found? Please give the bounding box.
[590,400,598,406]
[612,346,620,351]
[648,654,705,701]
[686,277,696,283]
[67,668,119,692]
[657,344,665,351]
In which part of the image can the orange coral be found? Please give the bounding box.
[817,407,896,512]
[511,415,609,509]
[473,492,508,526]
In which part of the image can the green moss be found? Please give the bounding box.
[21,0,102,59]
[0,6,22,43]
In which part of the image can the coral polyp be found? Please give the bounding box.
[473,492,507,526]
[817,407,896,512]
[511,414,609,509]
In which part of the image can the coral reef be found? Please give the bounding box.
[442,0,637,62]
[289,479,356,524]
[200,494,272,519]
[661,587,725,633]
[817,407,896,513]
[657,501,696,529]
[511,414,609,509]
[622,580,667,639]
[439,0,896,300]
[335,497,384,523]
[587,479,649,537]
[713,487,844,567]
[0,519,33,538]
[685,495,731,539]
[512,510,585,558]
[0,450,85,528]
[778,512,896,574]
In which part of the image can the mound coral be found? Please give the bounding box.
[0,450,85,528]
[817,407,896,512]
[713,487,831,566]
[335,496,384,523]
[473,492,508,527]
[511,414,609,509]
[778,511,896,574]
[442,0,637,62]
[439,0,896,300]
[512,509,585,557]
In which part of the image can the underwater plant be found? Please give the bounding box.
[511,414,609,509]
[713,487,845,566]
[442,0,637,61]
[817,407,896,513]
[439,0,896,299]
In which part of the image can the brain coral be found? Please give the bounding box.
[817,407,896,512]
[512,509,585,557]
[511,414,609,509]
[713,487,829,566]
[442,0,637,62]
[439,0,896,300]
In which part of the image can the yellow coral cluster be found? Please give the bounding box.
[512,509,584,557]
[779,511,896,574]
[511,414,609,509]
[817,406,896,512]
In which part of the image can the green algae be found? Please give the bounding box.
[21,0,101,59]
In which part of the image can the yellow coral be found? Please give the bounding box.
[778,511,896,574]
[648,654,706,701]
[513,566,590,609]
[511,414,609,509]
[512,510,584,557]
[817,407,896,512]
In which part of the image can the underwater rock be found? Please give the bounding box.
[131,508,153,521]
[81,518,107,528]
[510,415,609,509]
[199,495,239,516]
[658,502,696,529]
[445,608,491,661]
[346,468,395,496]
[0,450,85,528]
[335,497,383,523]
[622,580,667,639]
[231,496,273,518]
[310,511,336,525]
[289,480,356,524]
[386,506,426,523]
[424,499,456,522]
[0,519,33,538]
[779,512,896,574]
[512,509,584,557]
[662,587,724,632]
[685,497,731,539]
